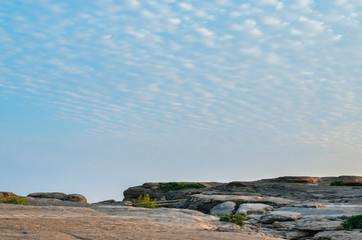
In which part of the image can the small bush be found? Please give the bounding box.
[219,215,246,226]
[134,194,157,208]
[0,196,29,205]
[342,215,362,229]
[158,182,204,192]
[243,190,256,193]
[330,180,344,186]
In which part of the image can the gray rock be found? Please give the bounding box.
[261,211,302,224]
[236,203,273,215]
[62,194,87,203]
[28,192,67,200]
[283,219,344,231]
[209,201,236,216]
[284,231,310,240]
[313,230,362,240]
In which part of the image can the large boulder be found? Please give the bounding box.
[236,203,273,216]
[209,201,236,216]
[27,192,87,203]
[263,176,321,184]
[336,176,362,186]
[123,183,165,201]
[313,230,362,240]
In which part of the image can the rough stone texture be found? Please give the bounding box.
[0,192,18,198]
[262,176,321,184]
[313,230,362,240]
[282,219,344,231]
[209,201,236,216]
[165,189,203,200]
[336,175,362,186]
[261,211,302,224]
[284,231,310,240]
[236,203,273,215]
[28,192,67,200]
[0,203,283,240]
[62,194,87,203]
[27,192,87,203]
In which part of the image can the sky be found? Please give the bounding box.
[1,0,362,203]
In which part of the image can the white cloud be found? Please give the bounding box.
[179,2,193,11]
[169,18,181,25]
[196,27,214,37]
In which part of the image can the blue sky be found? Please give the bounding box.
[1,0,362,202]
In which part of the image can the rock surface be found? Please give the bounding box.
[0,203,282,240]
[27,192,87,203]
[236,203,273,215]
[209,201,236,216]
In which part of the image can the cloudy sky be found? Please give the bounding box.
[1,0,362,202]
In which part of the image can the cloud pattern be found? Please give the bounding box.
[1,0,362,153]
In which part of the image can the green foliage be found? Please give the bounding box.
[134,194,157,208]
[158,182,204,192]
[219,215,246,226]
[243,190,256,193]
[0,196,29,205]
[342,215,362,229]
[330,180,345,186]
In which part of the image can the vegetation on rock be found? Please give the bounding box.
[219,215,246,226]
[330,180,344,186]
[134,194,157,208]
[342,214,362,229]
[158,182,204,192]
[0,196,29,205]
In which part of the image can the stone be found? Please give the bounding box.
[0,192,18,199]
[292,219,344,231]
[62,194,87,203]
[209,201,236,216]
[28,192,67,200]
[236,203,273,215]
[165,189,203,200]
[313,230,362,240]
[262,176,321,184]
[261,211,302,224]
[336,175,362,186]
[284,231,310,240]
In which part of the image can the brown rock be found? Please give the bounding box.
[337,175,362,186]
[0,192,18,199]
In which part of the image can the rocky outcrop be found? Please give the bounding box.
[0,192,18,199]
[27,192,87,203]
[123,175,362,239]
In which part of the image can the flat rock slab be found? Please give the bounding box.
[282,219,344,231]
[313,230,362,240]
[261,211,302,224]
[0,203,283,240]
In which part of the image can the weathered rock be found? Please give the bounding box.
[62,194,87,203]
[336,175,362,186]
[261,176,321,184]
[313,230,362,240]
[27,192,87,203]
[284,219,344,231]
[284,231,310,240]
[28,192,67,200]
[209,201,236,216]
[0,192,18,199]
[236,203,273,215]
[123,183,165,201]
[165,189,203,200]
[261,211,302,224]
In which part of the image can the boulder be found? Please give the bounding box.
[209,201,236,216]
[165,189,203,200]
[236,203,273,216]
[0,192,18,199]
[27,192,87,203]
[123,183,165,201]
[292,219,344,231]
[263,176,321,184]
[28,192,67,200]
[62,194,87,203]
[261,211,302,224]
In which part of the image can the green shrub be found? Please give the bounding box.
[243,190,256,193]
[330,180,344,186]
[134,194,157,208]
[158,182,204,192]
[219,215,246,226]
[342,215,362,229]
[0,196,29,205]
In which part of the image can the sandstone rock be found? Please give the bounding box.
[313,230,362,240]
[209,201,236,216]
[261,211,302,224]
[336,175,362,186]
[28,192,67,200]
[123,183,165,201]
[236,203,273,215]
[62,194,87,203]
[0,192,18,199]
